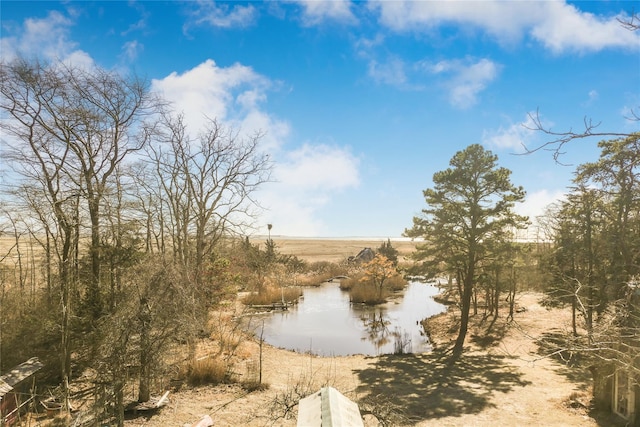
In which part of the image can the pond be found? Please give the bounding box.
[246,281,447,357]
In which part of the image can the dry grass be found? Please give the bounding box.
[183,357,229,386]
[349,282,387,304]
[340,273,407,304]
[253,238,418,263]
[242,285,302,305]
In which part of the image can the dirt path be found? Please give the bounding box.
[122,292,599,427]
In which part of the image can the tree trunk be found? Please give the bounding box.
[138,299,152,402]
[88,197,102,318]
[453,278,472,356]
[493,267,500,320]
[453,264,474,356]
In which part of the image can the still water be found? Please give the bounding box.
[250,281,446,356]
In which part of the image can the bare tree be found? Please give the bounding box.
[146,113,271,288]
[1,58,161,318]
[1,58,162,411]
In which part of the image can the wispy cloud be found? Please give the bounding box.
[291,0,358,26]
[424,58,500,109]
[185,1,257,30]
[121,40,143,63]
[582,89,599,107]
[367,57,407,86]
[482,113,540,150]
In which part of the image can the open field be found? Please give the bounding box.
[253,237,419,263]
[0,236,419,266]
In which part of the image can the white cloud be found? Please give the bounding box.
[260,143,361,236]
[450,58,499,108]
[186,1,257,29]
[277,144,359,191]
[151,59,275,135]
[0,10,93,68]
[531,2,640,54]
[482,114,539,150]
[515,188,567,239]
[355,33,385,57]
[370,1,640,53]
[291,0,357,26]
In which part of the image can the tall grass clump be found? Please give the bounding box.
[386,274,407,292]
[338,275,360,291]
[349,282,386,305]
[243,285,302,305]
[183,357,228,386]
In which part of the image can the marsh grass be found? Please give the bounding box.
[340,273,407,305]
[349,282,387,304]
[386,274,407,292]
[242,285,302,305]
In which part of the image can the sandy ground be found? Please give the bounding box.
[121,292,606,427]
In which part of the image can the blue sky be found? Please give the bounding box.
[1,1,639,238]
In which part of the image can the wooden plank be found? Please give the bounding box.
[155,391,170,408]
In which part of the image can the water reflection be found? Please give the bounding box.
[357,310,392,351]
[250,281,446,356]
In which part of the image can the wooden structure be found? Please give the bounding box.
[297,386,363,427]
[591,282,640,426]
[0,357,43,426]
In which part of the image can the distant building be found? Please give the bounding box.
[348,247,375,264]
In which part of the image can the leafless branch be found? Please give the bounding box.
[521,109,635,164]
